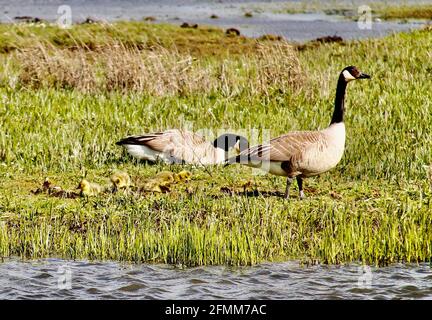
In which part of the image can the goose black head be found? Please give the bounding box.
[213,133,249,153]
[341,66,371,82]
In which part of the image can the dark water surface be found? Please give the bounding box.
[1,258,431,299]
[0,0,428,41]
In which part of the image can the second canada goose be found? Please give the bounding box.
[116,130,249,165]
[226,66,371,199]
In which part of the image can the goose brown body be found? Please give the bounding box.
[226,66,370,199]
[242,122,346,178]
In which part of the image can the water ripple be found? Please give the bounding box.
[1,258,432,299]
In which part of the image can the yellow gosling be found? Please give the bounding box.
[174,170,192,183]
[153,171,176,185]
[140,170,192,193]
[143,180,171,193]
[77,179,104,197]
[110,170,132,190]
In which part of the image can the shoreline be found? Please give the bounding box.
[1,0,430,42]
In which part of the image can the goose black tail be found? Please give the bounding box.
[116,135,152,146]
[116,138,134,146]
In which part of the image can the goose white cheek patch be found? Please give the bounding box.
[342,70,356,81]
[233,140,241,154]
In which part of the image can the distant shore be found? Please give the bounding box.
[1,0,430,41]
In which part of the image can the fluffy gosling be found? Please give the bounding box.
[143,182,171,193]
[143,170,192,193]
[110,170,132,191]
[77,179,104,197]
[174,170,192,183]
[141,171,175,193]
[153,171,176,185]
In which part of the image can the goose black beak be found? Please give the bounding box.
[358,73,371,79]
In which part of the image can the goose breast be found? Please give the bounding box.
[297,122,346,177]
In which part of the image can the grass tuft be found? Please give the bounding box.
[13,41,302,95]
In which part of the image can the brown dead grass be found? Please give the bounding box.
[15,41,303,96]
[17,44,98,92]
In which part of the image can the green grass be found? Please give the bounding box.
[375,4,432,20]
[0,22,431,266]
[275,1,432,20]
[0,21,259,57]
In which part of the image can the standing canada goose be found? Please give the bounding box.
[116,130,249,165]
[225,66,371,199]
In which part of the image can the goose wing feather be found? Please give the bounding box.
[117,129,218,164]
[238,130,327,162]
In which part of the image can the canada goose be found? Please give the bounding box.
[226,66,370,199]
[77,179,105,197]
[110,170,132,191]
[116,130,249,165]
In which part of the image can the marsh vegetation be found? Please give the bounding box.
[277,1,432,20]
[0,21,431,266]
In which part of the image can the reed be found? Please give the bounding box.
[13,42,302,96]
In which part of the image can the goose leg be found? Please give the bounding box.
[297,177,305,200]
[284,177,293,199]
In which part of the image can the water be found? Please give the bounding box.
[0,0,428,41]
[1,258,431,299]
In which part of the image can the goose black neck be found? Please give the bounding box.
[330,74,347,125]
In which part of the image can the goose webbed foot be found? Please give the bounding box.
[284,177,293,199]
[297,177,305,200]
